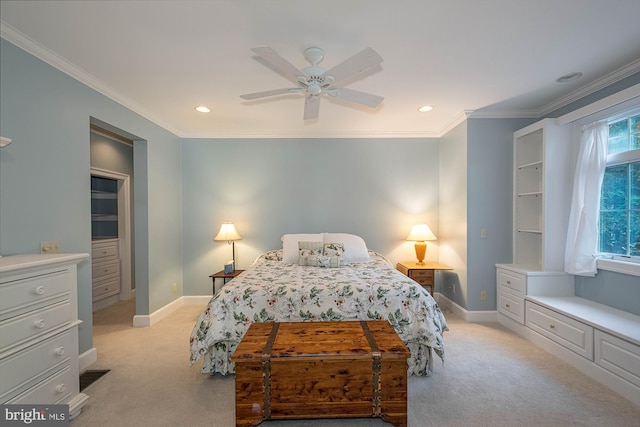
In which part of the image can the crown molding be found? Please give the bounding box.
[466,109,540,119]
[556,82,640,125]
[466,58,640,122]
[1,21,181,137]
[538,57,640,116]
[436,110,474,135]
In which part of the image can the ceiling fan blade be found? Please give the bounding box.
[322,47,383,86]
[303,95,320,120]
[240,88,296,100]
[251,46,305,84]
[330,87,384,108]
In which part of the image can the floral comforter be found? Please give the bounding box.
[189,250,448,376]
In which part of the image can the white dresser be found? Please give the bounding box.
[0,253,89,418]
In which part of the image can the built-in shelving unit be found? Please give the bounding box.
[512,118,573,271]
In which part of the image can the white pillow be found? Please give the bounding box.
[281,233,323,263]
[323,233,371,263]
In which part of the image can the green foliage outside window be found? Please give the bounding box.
[599,114,640,257]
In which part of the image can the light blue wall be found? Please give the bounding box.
[466,118,535,311]
[0,39,183,352]
[181,138,440,295]
[575,272,640,316]
[438,121,467,306]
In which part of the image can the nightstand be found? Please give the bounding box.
[396,262,452,294]
[210,269,244,294]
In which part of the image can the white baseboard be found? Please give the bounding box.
[132,295,210,327]
[435,293,497,323]
[79,347,97,373]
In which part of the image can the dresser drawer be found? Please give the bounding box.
[92,243,118,261]
[92,278,120,300]
[595,330,640,388]
[0,301,71,352]
[8,365,74,405]
[409,269,434,283]
[497,269,525,296]
[92,259,119,281]
[0,330,72,400]
[526,301,593,360]
[0,268,71,321]
[498,291,525,324]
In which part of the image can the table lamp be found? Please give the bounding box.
[214,222,242,266]
[407,224,436,264]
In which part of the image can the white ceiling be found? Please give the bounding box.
[1,0,640,138]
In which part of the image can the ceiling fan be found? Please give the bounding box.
[240,46,384,120]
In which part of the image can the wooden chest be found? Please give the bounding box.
[231,320,410,427]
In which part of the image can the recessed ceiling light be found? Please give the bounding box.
[195,106,211,113]
[556,72,583,83]
[418,105,434,112]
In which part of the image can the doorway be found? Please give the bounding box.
[90,126,135,315]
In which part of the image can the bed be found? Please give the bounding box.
[189,233,448,376]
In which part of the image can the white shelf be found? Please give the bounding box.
[518,160,543,170]
[517,192,542,197]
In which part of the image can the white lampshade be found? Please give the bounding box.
[214,222,242,242]
[406,224,436,242]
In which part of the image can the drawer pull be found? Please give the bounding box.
[102,251,108,255]
[56,383,66,394]
[104,269,109,273]
[55,346,65,356]
[505,304,510,308]
[549,324,555,329]
[35,286,46,295]
[506,280,511,284]
[34,319,46,329]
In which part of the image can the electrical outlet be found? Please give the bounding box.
[480,291,487,301]
[40,240,60,254]
[450,284,455,294]
[481,228,487,238]
[172,283,177,293]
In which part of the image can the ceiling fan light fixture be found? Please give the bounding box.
[418,105,434,112]
[240,46,384,120]
[195,106,211,113]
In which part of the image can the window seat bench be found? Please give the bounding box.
[526,295,640,346]
[501,294,640,407]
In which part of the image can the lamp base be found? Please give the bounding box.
[414,241,426,264]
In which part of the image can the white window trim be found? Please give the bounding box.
[597,258,640,277]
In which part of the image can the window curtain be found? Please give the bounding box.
[564,121,608,276]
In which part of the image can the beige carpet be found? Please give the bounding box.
[72,299,640,427]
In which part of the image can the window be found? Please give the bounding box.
[599,112,640,259]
